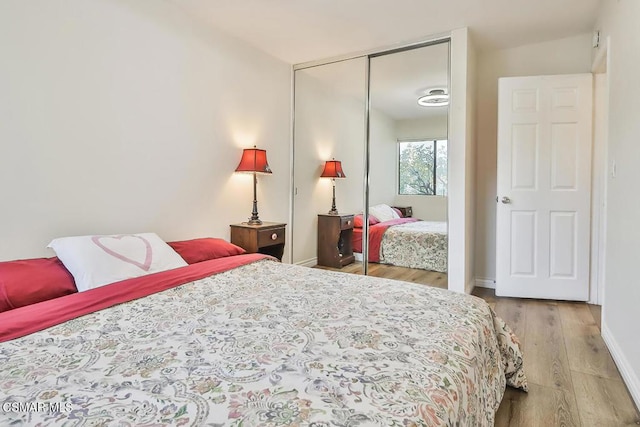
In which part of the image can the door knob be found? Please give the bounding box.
[501,196,511,204]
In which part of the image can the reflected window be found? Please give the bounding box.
[398,139,448,196]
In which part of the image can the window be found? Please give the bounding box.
[398,139,448,196]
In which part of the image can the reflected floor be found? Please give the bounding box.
[314,261,448,290]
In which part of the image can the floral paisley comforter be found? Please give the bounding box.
[1,259,526,426]
[381,220,448,273]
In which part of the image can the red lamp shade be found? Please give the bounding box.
[320,160,346,178]
[235,147,272,174]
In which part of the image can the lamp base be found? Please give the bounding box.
[246,172,263,226]
[327,181,339,215]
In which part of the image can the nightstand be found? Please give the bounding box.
[230,222,286,261]
[317,214,355,268]
[392,206,413,218]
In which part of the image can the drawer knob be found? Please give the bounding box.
[271,233,278,240]
[347,220,351,225]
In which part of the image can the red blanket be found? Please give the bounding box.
[0,253,270,342]
[366,218,419,262]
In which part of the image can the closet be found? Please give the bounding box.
[290,29,476,293]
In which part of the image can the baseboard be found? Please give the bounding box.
[602,322,640,410]
[295,257,317,268]
[475,277,496,289]
[354,252,363,262]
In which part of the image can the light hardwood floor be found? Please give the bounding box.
[315,262,640,426]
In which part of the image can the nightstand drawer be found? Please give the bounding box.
[257,228,285,247]
[340,215,354,230]
[230,221,287,261]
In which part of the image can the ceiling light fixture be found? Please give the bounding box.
[417,88,449,107]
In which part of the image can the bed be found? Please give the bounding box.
[354,218,448,272]
[1,244,526,425]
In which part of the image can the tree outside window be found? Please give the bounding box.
[398,140,448,196]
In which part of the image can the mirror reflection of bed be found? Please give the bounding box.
[353,204,447,288]
[318,203,448,289]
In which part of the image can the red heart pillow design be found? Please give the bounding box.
[91,235,153,271]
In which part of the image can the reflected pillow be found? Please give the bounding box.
[168,238,246,264]
[0,257,77,312]
[354,214,380,228]
[48,233,188,292]
[369,204,399,222]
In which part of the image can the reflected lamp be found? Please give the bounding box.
[320,159,346,215]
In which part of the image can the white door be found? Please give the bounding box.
[496,74,593,301]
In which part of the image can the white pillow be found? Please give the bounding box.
[48,232,188,292]
[369,204,400,222]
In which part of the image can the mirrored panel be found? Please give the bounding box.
[292,58,367,273]
[366,41,449,286]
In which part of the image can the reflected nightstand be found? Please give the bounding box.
[392,206,413,218]
[317,214,355,268]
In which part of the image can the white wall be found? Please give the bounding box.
[590,72,608,305]
[0,0,291,262]
[474,34,593,281]
[448,27,475,293]
[396,116,448,139]
[596,0,640,408]
[369,109,397,207]
[464,35,477,293]
[394,115,448,221]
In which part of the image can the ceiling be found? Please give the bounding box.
[296,41,448,122]
[171,0,601,65]
[370,42,449,120]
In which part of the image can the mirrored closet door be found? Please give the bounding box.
[366,41,449,285]
[292,40,450,285]
[292,57,366,273]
